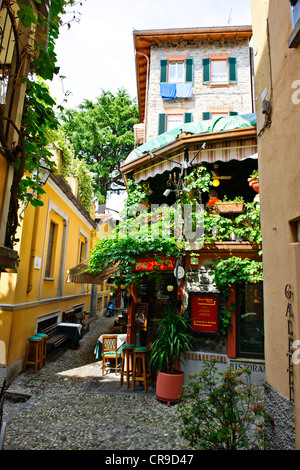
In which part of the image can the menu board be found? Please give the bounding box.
[188,292,220,334]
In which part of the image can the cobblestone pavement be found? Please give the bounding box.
[2,314,189,451]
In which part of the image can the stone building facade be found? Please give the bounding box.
[143,33,254,141]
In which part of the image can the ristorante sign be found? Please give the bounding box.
[134,256,176,272]
[188,291,220,334]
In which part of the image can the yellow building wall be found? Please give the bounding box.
[0,174,99,379]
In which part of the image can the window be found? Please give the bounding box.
[236,282,264,358]
[202,111,238,120]
[290,0,300,28]
[158,112,193,134]
[211,60,227,83]
[167,114,183,131]
[203,57,237,85]
[160,59,193,100]
[45,221,57,278]
[288,0,300,48]
[169,62,184,83]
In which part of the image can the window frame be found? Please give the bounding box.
[210,59,228,84]
[168,61,184,84]
[203,57,237,85]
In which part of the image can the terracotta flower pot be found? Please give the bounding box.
[156,370,184,406]
[248,177,259,194]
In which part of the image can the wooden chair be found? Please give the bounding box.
[102,335,120,375]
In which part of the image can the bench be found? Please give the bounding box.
[41,324,69,349]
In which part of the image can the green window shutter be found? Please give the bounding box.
[160,59,168,83]
[228,57,237,82]
[202,112,211,120]
[158,113,166,134]
[229,111,238,116]
[202,58,210,83]
[185,58,193,82]
[184,112,193,123]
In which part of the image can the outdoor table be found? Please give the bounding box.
[57,322,83,342]
[94,333,127,359]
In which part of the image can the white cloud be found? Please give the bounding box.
[49,0,252,109]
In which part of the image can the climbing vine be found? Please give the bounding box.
[0,1,83,247]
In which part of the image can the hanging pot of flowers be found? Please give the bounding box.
[248,170,259,194]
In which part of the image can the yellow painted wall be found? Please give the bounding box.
[251,0,300,448]
[0,173,100,379]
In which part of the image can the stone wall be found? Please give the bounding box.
[146,38,253,141]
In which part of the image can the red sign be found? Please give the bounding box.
[189,292,220,333]
[134,257,176,272]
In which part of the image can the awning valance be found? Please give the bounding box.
[66,258,119,285]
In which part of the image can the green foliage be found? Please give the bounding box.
[178,358,274,450]
[234,202,262,248]
[213,255,263,334]
[88,232,181,287]
[121,178,149,218]
[2,1,82,247]
[184,165,212,203]
[213,256,263,297]
[150,306,196,373]
[61,89,139,203]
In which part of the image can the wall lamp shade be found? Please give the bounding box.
[163,189,171,197]
[33,158,53,186]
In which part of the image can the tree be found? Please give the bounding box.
[60,89,139,203]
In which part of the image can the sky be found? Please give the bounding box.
[49,0,253,110]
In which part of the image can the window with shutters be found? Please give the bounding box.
[160,58,193,100]
[202,57,237,85]
[158,112,193,134]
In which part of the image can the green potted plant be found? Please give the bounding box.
[248,169,259,194]
[150,305,195,406]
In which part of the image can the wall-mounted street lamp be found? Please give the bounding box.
[33,158,53,186]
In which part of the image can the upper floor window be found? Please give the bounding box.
[169,61,184,83]
[203,57,237,85]
[160,59,193,100]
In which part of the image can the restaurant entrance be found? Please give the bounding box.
[130,272,178,348]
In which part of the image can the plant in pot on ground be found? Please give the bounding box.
[150,306,196,406]
[178,358,274,450]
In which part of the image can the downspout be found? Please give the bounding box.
[135,51,149,143]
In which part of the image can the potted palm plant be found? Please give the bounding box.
[150,306,195,406]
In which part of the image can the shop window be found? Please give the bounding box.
[203,57,237,85]
[236,282,264,358]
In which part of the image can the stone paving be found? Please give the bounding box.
[2,314,188,451]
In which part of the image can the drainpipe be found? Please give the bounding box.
[135,51,149,143]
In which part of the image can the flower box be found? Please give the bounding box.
[217,202,244,215]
